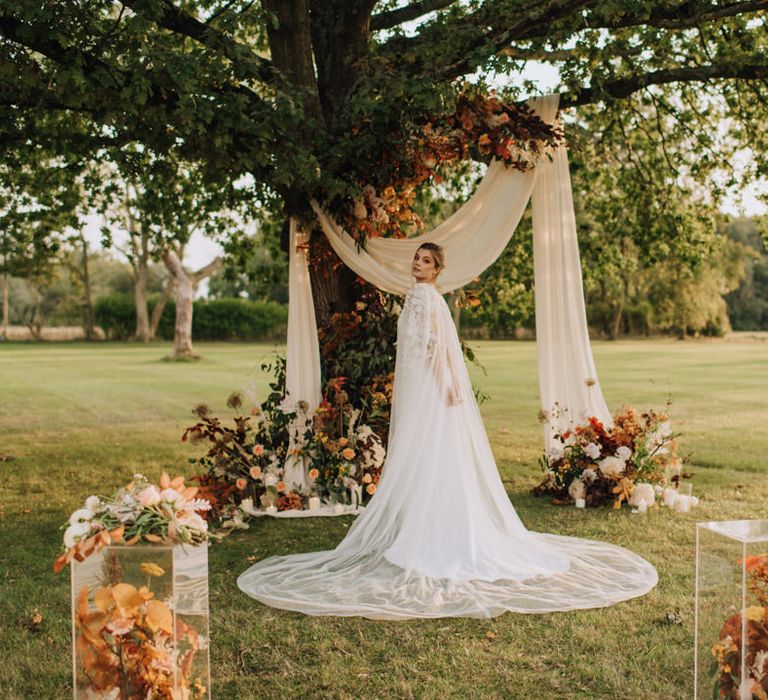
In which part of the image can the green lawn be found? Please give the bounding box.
[1,338,767,699]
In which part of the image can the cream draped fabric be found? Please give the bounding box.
[281,219,321,491]
[289,93,610,450]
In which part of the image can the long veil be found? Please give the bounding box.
[238,283,657,619]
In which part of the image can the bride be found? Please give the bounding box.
[238,242,657,619]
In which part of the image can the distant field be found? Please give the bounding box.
[1,338,767,699]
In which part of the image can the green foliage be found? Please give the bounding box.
[93,292,137,340]
[94,293,287,341]
[723,218,768,331]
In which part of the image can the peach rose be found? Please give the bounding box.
[308,468,319,480]
[276,481,286,492]
[252,444,265,456]
[342,448,355,460]
[366,483,377,496]
[338,437,348,447]
[249,466,262,479]
[235,478,247,490]
[362,473,372,484]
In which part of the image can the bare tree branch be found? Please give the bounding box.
[560,62,768,108]
[370,0,458,31]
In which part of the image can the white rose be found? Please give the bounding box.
[584,443,601,459]
[582,468,598,483]
[616,445,632,460]
[629,482,655,507]
[84,496,101,514]
[598,456,625,478]
[175,510,208,532]
[547,443,565,462]
[264,473,279,487]
[69,508,93,526]
[63,521,92,548]
[568,478,586,500]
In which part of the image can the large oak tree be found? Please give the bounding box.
[2,0,767,329]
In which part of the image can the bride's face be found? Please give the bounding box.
[412,248,439,282]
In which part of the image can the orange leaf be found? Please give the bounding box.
[145,599,173,635]
[170,475,185,490]
[144,534,163,543]
[160,471,171,489]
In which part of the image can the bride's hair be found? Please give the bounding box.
[417,242,445,271]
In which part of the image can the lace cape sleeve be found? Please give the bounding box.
[400,283,440,371]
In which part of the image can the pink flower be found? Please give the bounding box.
[252,444,265,456]
[136,485,162,507]
[236,478,247,490]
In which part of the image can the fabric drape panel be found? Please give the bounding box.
[285,219,322,410]
[286,93,610,453]
[531,138,612,443]
[282,220,321,490]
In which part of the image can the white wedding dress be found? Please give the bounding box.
[238,282,657,619]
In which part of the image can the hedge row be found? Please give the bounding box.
[94,293,288,341]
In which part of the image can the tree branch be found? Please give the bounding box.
[193,256,222,283]
[560,62,768,108]
[502,46,576,62]
[431,0,594,81]
[370,0,458,31]
[120,0,277,85]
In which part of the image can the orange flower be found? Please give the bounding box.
[362,473,372,484]
[235,478,247,490]
[366,483,377,496]
[741,555,768,572]
[342,448,355,460]
[338,437,348,447]
[308,468,319,480]
[249,466,262,479]
[276,481,287,492]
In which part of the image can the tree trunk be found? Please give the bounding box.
[78,232,95,341]
[26,280,43,340]
[124,185,152,342]
[161,251,222,359]
[609,300,623,340]
[133,260,151,342]
[149,278,174,340]
[163,250,196,359]
[1,270,9,341]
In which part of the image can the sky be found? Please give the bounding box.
[86,61,767,273]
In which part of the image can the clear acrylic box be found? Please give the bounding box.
[70,544,211,699]
[695,520,768,700]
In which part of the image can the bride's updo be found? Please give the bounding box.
[417,242,445,273]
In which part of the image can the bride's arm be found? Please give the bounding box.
[426,309,463,407]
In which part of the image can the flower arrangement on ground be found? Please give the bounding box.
[711,554,768,698]
[54,472,211,572]
[532,404,687,509]
[184,359,387,518]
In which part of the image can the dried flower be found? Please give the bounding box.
[192,403,211,419]
[139,562,165,577]
[226,392,243,410]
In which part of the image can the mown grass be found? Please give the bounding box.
[1,338,766,699]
